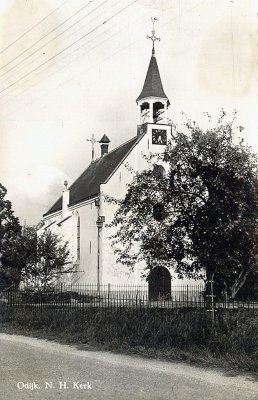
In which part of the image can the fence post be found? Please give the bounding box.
[60,283,63,311]
[211,277,215,325]
[206,274,215,326]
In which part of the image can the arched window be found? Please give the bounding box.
[153,101,164,123]
[77,215,80,261]
[141,102,150,123]
[153,164,166,179]
[141,102,149,112]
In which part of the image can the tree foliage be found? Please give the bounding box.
[0,184,72,290]
[109,113,258,297]
[0,183,22,288]
[21,227,72,289]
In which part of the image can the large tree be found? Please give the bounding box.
[21,227,72,290]
[109,113,258,298]
[0,184,72,290]
[0,183,22,288]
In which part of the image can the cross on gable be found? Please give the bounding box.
[86,134,98,162]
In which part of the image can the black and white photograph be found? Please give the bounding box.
[0,0,257,399]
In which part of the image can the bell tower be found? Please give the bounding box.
[136,18,170,130]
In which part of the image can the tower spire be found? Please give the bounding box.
[146,17,160,56]
[136,18,170,127]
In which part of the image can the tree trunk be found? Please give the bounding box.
[229,270,249,300]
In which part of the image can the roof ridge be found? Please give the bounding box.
[43,135,141,217]
[72,136,138,183]
[93,135,138,162]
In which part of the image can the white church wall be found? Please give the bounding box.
[100,126,203,287]
[41,200,99,285]
[69,200,99,285]
[100,139,147,284]
[40,125,202,288]
[100,126,169,285]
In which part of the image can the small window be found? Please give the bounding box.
[153,164,166,179]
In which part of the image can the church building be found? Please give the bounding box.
[39,23,193,296]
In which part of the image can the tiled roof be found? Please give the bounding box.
[44,135,140,217]
[136,55,169,105]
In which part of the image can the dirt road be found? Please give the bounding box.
[0,333,257,399]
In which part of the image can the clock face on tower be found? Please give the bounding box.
[152,129,167,145]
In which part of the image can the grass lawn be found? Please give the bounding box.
[1,307,257,373]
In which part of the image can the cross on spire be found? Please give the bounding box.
[146,17,160,55]
[86,134,98,162]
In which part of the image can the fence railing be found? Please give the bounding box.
[19,283,206,302]
[1,284,257,313]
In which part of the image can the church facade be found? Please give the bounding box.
[39,37,198,293]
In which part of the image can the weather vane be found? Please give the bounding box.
[146,17,160,55]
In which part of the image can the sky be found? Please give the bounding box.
[0,0,257,225]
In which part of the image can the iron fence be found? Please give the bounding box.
[1,284,257,314]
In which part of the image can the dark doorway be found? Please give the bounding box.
[148,266,171,300]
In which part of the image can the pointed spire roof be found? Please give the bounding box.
[99,134,110,144]
[136,55,170,105]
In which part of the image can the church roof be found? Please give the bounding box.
[44,135,140,217]
[136,55,169,105]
